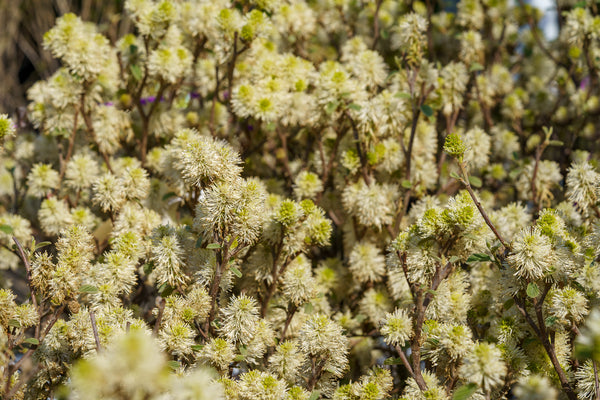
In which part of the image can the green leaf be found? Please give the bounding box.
[206,243,221,249]
[158,283,174,297]
[453,383,478,400]
[8,319,20,328]
[143,262,154,275]
[80,285,99,294]
[23,337,39,346]
[395,92,412,99]
[450,171,461,180]
[545,316,558,327]
[195,237,203,248]
[0,224,14,234]
[35,241,52,250]
[239,345,248,356]
[130,64,142,81]
[449,256,461,263]
[234,354,245,362]
[468,175,482,188]
[509,168,522,180]
[383,357,403,365]
[230,266,243,278]
[527,282,540,298]
[503,298,514,310]
[167,361,180,371]
[162,192,178,201]
[549,140,564,146]
[470,62,484,72]
[308,391,321,400]
[347,103,361,111]
[354,314,367,323]
[420,104,434,117]
[304,302,314,314]
[401,180,412,189]
[325,101,339,114]
[191,344,204,352]
[466,253,491,263]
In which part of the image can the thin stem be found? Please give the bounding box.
[58,109,79,185]
[12,237,38,320]
[280,304,298,341]
[371,0,383,50]
[395,345,416,379]
[153,297,166,336]
[458,162,509,248]
[90,310,102,351]
[531,139,549,215]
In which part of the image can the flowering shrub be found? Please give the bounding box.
[3,1,600,399]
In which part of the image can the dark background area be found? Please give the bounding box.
[0,0,126,114]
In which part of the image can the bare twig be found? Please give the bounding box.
[458,162,509,248]
[89,310,102,351]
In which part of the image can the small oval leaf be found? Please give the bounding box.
[230,266,243,278]
[420,104,434,117]
[527,282,540,298]
[80,285,100,294]
[453,383,478,400]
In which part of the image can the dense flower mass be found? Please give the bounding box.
[4,0,600,399]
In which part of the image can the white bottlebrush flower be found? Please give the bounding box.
[359,288,393,325]
[459,30,484,64]
[238,370,288,400]
[158,321,195,359]
[64,152,100,191]
[148,39,192,84]
[120,167,150,201]
[93,173,126,213]
[459,342,506,392]
[38,197,73,236]
[517,161,562,207]
[298,314,348,378]
[342,179,398,229]
[27,163,59,196]
[93,105,131,156]
[507,227,556,281]
[402,370,449,400]
[150,225,189,289]
[220,294,260,345]
[282,255,317,307]
[198,338,235,372]
[566,161,600,214]
[170,128,242,188]
[380,308,413,347]
[462,127,491,169]
[548,287,588,324]
[293,171,323,200]
[575,360,598,400]
[70,330,172,399]
[513,374,557,400]
[268,341,306,383]
[348,241,386,284]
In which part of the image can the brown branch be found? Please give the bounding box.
[371,0,384,49]
[395,345,416,379]
[89,310,102,351]
[458,162,509,248]
[58,110,79,185]
[153,297,166,336]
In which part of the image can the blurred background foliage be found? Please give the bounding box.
[0,0,128,114]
